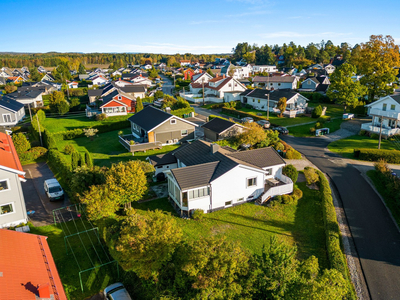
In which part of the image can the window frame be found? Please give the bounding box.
[265,168,272,176]
[383,103,387,111]
[247,177,257,188]
[2,114,11,123]
[181,129,188,136]
[225,201,232,207]
[0,179,10,192]
[391,104,396,111]
[170,119,177,125]
[0,202,14,216]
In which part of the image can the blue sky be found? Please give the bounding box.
[2,0,399,54]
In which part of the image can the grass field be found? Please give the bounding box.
[57,129,180,167]
[132,181,328,267]
[328,135,397,159]
[43,115,131,133]
[289,118,344,137]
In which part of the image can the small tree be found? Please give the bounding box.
[85,150,93,168]
[136,97,143,112]
[71,151,80,170]
[282,164,298,183]
[12,133,31,156]
[83,128,99,141]
[312,105,323,118]
[4,84,17,94]
[78,63,86,74]
[277,97,287,117]
[237,122,266,146]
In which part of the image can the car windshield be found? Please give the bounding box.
[49,186,62,193]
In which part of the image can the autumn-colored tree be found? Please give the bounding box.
[83,128,99,140]
[12,133,31,156]
[115,209,183,280]
[237,122,266,146]
[49,91,69,115]
[327,63,367,112]
[277,97,287,117]
[352,35,400,101]
[82,184,120,220]
[106,160,147,209]
[4,83,17,94]
[179,236,250,300]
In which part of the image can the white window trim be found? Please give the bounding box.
[181,129,188,136]
[0,179,10,193]
[246,177,257,188]
[170,119,177,124]
[2,114,12,123]
[0,202,15,216]
[225,200,233,207]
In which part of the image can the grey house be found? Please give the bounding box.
[0,132,28,228]
[202,117,245,142]
[128,106,198,145]
[0,99,25,128]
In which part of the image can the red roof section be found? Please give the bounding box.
[0,229,68,300]
[0,132,25,178]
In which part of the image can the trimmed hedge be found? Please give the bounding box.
[170,107,195,118]
[20,147,48,162]
[47,149,72,181]
[354,148,400,164]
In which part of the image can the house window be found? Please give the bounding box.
[391,105,396,111]
[188,187,209,199]
[383,103,387,111]
[229,84,232,87]
[247,177,257,187]
[181,129,188,136]
[237,197,244,202]
[253,99,255,102]
[2,114,11,123]
[170,119,177,124]
[258,99,260,103]
[265,168,272,175]
[0,203,13,215]
[225,201,232,206]
[182,192,188,207]
[0,179,9,192]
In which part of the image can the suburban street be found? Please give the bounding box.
[281,134,400,300]
[159,73,174,96]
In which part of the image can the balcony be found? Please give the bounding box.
[118,135,162,153]
[361,123,400,137]
[256,174,293,205]
[369,108,400,120]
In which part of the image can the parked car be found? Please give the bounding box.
[104,283,132,300]
[241,117,254,124]
[44,179,64,201]
[275,126,289,135]
[256,119,270,129]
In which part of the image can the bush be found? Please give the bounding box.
[69,89,85,97]
[85,150,93,168]
[20,147,48,161]
[282,164,298,183]
[71,151,80,170]
[47,149,72,181]
[96,113,107,121]
[315,122,323,129]
[312,105,323,118]
[245,104,253,109]
[62,128,84,140]
[274,142,284,151]
[63,144,75,155]
[370,133,379,139]
[274,195,283,204]
[170,107,195,118]
[192,209,205,221]
[292,188,303,201]
[285,148,302,159]
[281,194,295,204]
[358,130,366,136]
[304,167,319,185]
[309,127,316,134]
[210,103,225,109]
[374,159,390,174]
[354,148,400,164]
[12,133,31,156]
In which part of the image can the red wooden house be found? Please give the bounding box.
[99,90,136,116]
[183,68,196,80]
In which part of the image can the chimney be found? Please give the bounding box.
[210,143,219,154]
[38,283,51,298]
[222,74,225,78]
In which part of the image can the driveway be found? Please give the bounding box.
[281,134,400,300]
[23,162,70,226]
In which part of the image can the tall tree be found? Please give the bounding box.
[78,63,86,74]
[327,63,367,112]
[29,66,42,82]
[277,97,287,117]
[353,35,400,101]
[136,97,143,112]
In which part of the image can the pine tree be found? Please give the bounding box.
[71,151,80,170]
[85,150,93,168]
[136,97,143,113]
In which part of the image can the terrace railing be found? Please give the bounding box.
[119,135,163,153]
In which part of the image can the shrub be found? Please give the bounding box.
[315,122,323,129]
[47,149,72,181]
[63,144,75,154]
[71,151,80,170]
[355,148,400,164]
[245,104,253,109]
[285,148,302,159]
[309,127,316,134]
[85,151,93,168]
[62,128,84,140]
[374,159,390,174]
[304,167,319,185]
[96,113,107,121]
[20,147,48,161]
[274,195,283,204]
[359,130,366,136]
[281,194,294,204]
[292,188,303,200]
[12,133,31,156]
[129,140,135,145]
[370,133,379,139]
[170,107,194,118]
[282,164,298,183]
[274,142,284,151]
[192,209,205,221]
[312,105,323,118]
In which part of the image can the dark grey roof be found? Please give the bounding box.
[171,162,219,190]
[4,89,42,100]
[148,151,177,166]
[0,98,24,112]
[316,75,327,84]
[128,106,172,131]
[316,84,329,92]
[119,85,146,93]
[390,95,400,104]
[122,73,135,79]
[88,89,103,97]
[240,88,300,102]
[201,117,238,134]
[227,147,285,169]
[101,90,119,105]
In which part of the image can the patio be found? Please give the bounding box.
[118,134,163,154]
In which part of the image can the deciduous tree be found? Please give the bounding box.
[327,63,367,112]
[277,97,287,117]
[237,122,266,146]
[136,97,143,112]
[12,133,31,156]
[4,83,17,94]
[82,184,120,220]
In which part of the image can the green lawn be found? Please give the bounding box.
[328,135,397,159]
[29,220,120,300]
[289,118,344,137]
[57,129,180,168]
[43,114,131,133]
[132,181,328,268]
[308,103,345,117]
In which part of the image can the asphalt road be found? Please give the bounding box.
[159,74,174,96]
[282,135,400,300]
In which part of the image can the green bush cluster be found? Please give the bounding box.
[20,147,48,162]
[170,107,195,118]
[48,149,72,181]
[312,105,323,118]
[210,103,225,109]
[354,148,400,164]
[304,167,319,185]
[285,148,302,159]
[282,164,298,183]
[64,144,75,154]
[299,92,331,103]
[191,209,205,221]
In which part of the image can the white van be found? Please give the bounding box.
[44,179,64,201]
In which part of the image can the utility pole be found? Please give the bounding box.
[202,78,205,106]
[378,117,384,149]
[27,102,33,123]
[36,114,43,147]
[267,73,270,120]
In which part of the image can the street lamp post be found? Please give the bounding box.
[202,78,205,106]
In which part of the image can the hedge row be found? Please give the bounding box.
[221,107,279,126]
[170,107,195,118]
[47,149,72,181]
[316,170,355,298]
[354,148,400,164]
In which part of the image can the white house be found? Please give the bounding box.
[180,60,191,66]
[67,81,79,89]
[362,95,400,137]
[204,76,247,102]
[114,79,133,87]
[150,140,292,216]
[112,70,122,77]
[189,73,214,94]
[0,99,25,127]
[240,88,309,115]
[91,75,109,86]
[253,75,298,90]
[41,74,55,82]
[324,64,336,74]
[252,65,278,74]
[142,64,152,70]
[223,64,252,80]
[3,90,44,108]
